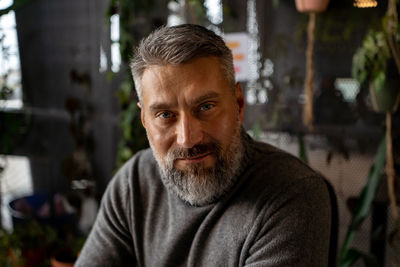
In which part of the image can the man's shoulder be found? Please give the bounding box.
[235,138,330,225]
[247,139,320,180]
[240,138,327,203]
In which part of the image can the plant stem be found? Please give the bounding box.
[386,112,400,267]
[386,112,398,223]
[386,0,400,75]
[303,12,316,131]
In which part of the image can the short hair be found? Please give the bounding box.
[130,24,235,100]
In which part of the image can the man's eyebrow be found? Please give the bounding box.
[149,102,174,111]
[191,92,220,105]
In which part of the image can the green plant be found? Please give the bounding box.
[352,30,395,89]
[0,220,85,266]
[0,221,57,267]
[106,0,155,168]
[345,1,400,265]
[297,133,308,164]
[338,137,386,267]
[352,0,400,100]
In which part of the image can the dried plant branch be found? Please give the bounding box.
[303,12,316,131]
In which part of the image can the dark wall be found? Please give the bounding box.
[13,0,118,195]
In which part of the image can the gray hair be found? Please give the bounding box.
[130,24,235,100]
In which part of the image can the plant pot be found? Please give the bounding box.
[369,79,400,113]
[50,257,75,267]
[295,0,330,13]
[8,193,76,229]
[8,193,50,226]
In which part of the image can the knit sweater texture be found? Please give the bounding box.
[76,136,331,266]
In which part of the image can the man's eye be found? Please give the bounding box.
[158,111,173,119]
[199,103,214,111]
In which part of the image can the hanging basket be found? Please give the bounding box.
[295,0,330,13]
[369,78,400,113]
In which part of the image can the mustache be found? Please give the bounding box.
[169,141,222,159]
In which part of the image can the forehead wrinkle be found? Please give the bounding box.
[141,58,228,113]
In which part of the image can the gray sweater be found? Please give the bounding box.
[76,137,331,266]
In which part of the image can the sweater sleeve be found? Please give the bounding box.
[243,176,332,267]
[75,164,135,267]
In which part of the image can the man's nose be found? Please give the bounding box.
[176,113,203,148]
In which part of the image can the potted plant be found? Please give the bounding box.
[351,1,400,241]
[340,0,400,265]
[0,221,57,267]
[0,219,84,267]
[352,30,400,113]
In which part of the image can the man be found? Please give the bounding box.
[76,24,332,266]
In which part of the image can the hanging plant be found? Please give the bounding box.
[346,0,400,265]
[352,30,400,113]
[352,0,400,219]
[294,0,330,130]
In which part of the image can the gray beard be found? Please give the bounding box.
[149,125,244,206]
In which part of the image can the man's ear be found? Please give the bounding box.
[235,82,245,123]
[137,102,146,128]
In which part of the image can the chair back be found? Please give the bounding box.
[324,179,339,267]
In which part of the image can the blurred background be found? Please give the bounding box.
[0,0,399,266]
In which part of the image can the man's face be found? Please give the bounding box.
[139,56,245,205]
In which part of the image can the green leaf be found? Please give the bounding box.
[352,29,393,84]
[106,71,115,83]
[338,136,386,265]
[272,0,280,8]
[120,103,138,140]
[340,248,380,267]
[351,136,386,227]
[372,71,386,93]
[250,122,262,141]
[297,133,308,164]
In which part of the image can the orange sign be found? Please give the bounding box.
[224,33,249,81]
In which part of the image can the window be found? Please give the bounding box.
[0,0,22,110]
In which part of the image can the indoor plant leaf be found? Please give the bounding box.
[340,248,380,267]
[338,137,386,265]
